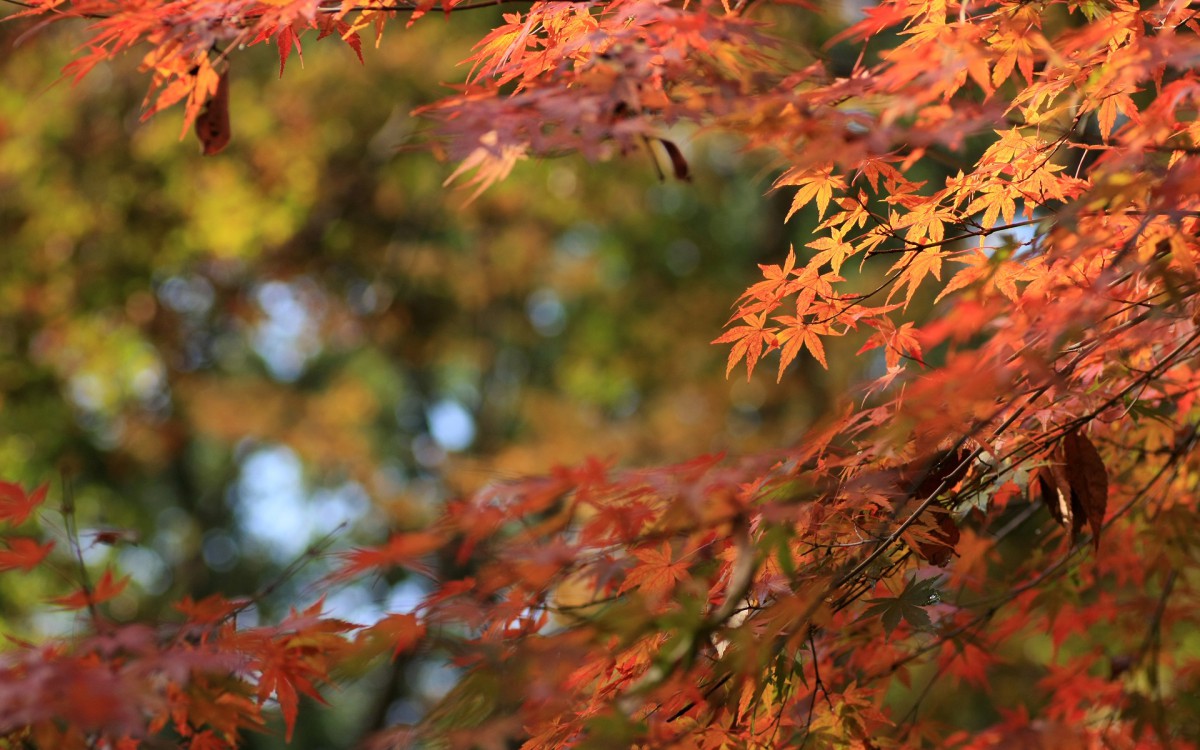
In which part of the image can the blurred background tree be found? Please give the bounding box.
[0,4,893,746]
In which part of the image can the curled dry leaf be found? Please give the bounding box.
[1063,430,1108,550]
[658,138,691,182]
[1035,458,1073,532]
[195,68,231,156]
[903,449,970,565]
[1034,430,1108,550]
[913,505,959,567]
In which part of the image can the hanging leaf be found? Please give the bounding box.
[1034,431,1107,551]
[1063,430,1108,550]
[1034,458,1074,534]
[658,138,691,182]
[276,26,303,78]
[194,68,231,156]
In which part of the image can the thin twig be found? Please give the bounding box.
[60,477,101,630]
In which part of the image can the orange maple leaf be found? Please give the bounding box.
[806,233,856,275]
[741,246,798,302]
[620,542,690,600]
[890,249,944,309]
[712,312,778,381]
[859,319,925,370]
[776,166,846,221]
[774,315,830,380]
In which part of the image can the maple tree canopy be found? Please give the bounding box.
[4,0,1200,747]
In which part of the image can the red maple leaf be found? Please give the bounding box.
[51,569,130,610]
[332,531,445,581]
[0,481,48,527]
[0,537,54,572]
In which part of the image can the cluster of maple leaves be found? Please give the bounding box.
[6,0,1200,747]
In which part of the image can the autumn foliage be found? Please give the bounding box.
[6,0,1200,747]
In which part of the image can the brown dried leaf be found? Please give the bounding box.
[1035,459,1073,532]
[902,449,969,565]
[195,69,231,156]
[1063,430,1108,550]
[911,449,971,501]
[659,138,691,182]
[913,505,959,566]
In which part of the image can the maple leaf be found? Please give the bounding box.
[740,246,798,303]
[1096,92,1136,142]
[776,166,845,221]
[175,55,223,145]
[859,319,925,370]
[250,612,352,742]
[362,613,426,659]
[806,233,855,275]
[0,481,48,526]
[901,200,949,245]
[315,17,364,65]
[966,188,1018,230]
[939,638,998,690]
[619,542,689,600]
[257,662,303,741]
[774,313,830,380]
[712,312,777,381]
[981,128,1040,165]
[175,594,252,624]
[442,129,529,203]
[332,530,445,580]
[0,537,54,572]
[862,576,942,637]
[51,569,130,610]
[935,250,991,302]
[889,249,944,309]
[946,528,997,589]
[276,26,304,78]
